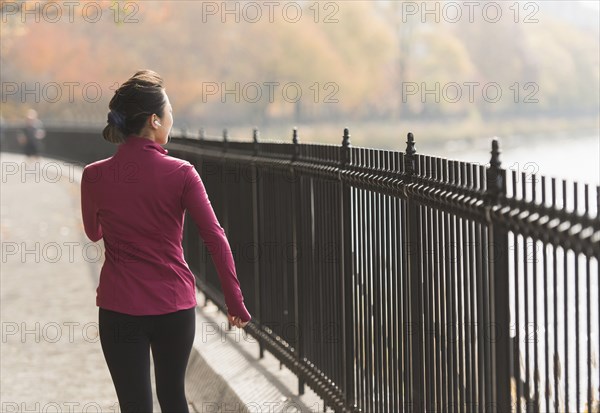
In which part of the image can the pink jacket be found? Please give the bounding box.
[80,135,251,321]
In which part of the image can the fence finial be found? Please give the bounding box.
[341,128,351,166]
[486,137,505,202]
[405,132,416,175]
[292,127,299,161]
[342,128,350,148]
[406,132,416,155]
[490,137,501,169]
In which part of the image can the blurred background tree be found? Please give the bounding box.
[1,0,598,145]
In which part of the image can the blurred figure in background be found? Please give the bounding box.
[17,109,45,160]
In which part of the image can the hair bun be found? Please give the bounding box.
[104,69,166,144]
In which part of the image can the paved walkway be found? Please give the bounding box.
[0,152,330,412]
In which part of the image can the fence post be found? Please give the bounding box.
[404,132,424,411]
[290,127,305,395]
[221,129,229,234]
[485,138,511,413]
[196,149,208,306]
[251,128,264,359]
[340,128,355,409]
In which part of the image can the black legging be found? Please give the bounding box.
[98,306,196,413]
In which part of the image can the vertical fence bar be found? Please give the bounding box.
[486,138,511,413]
[372,148,382,412]
[251,129,265,359]
[442,157,457,413]
[340,128,355,408]
[562,179,569,413]
[391,152,400,413]
[542,176,551,413]
[358,148,367,410]
[551,178,559,413]
[512,170,522,413]
[382,150,391,413]
[290,128,305,395]
[221,129,229,236]
[532,173,540,412]
[574,182,580,413]
[584,184,592,413]
[475,158,485,412]
[468,166,477,413]
[521,172,530,413]
[423,161,434,412]
[254,130,265,360]
[366,149,374,412]
[404,132,424,411]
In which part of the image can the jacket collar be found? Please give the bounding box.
[120,135,168,155]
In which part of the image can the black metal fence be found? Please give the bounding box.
[165,128,599,413]
[2,126,598,413]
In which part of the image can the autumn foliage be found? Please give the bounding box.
[1,1,598,133]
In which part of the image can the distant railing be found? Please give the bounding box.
[2,126,598,413]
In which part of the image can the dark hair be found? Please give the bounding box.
[103,70,166,144]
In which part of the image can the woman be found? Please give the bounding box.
[80,70,251,413]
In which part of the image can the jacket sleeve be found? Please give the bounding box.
[181,164,251,323]
[81,166,103,242]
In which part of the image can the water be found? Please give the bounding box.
[420,134,600,187]
[421,134,600,219]
[414,134,600,411]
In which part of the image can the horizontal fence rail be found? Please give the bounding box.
[2,125,599,412]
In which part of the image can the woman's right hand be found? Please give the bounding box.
[227,312,249,328]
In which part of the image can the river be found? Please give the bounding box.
[420,133,600,217]
[420,134,599,186]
